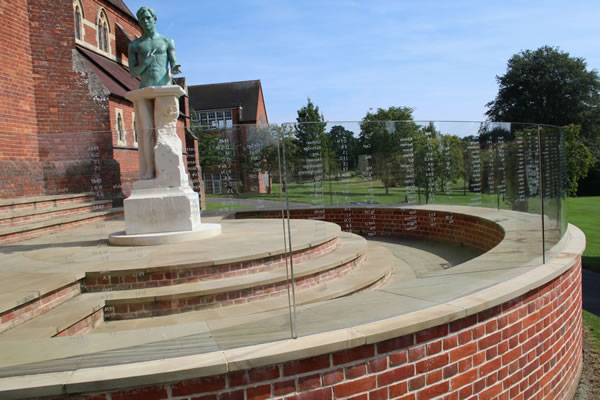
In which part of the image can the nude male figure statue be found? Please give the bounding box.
[129,7,181,88]
[128,7,182,180]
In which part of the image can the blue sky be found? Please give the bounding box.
[124,0,600,125]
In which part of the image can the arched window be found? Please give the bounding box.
[97,9,110,53]
[132,114,138,146]
[116,109,126,145]
[73,1,84,40]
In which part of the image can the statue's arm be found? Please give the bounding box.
[168,38,181,75]
[128,42,153,78]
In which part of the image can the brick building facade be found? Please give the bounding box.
[0,0,199,202]
[188,80,271,194]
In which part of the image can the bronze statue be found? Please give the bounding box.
[129,7,181,88]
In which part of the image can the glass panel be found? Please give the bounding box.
[541,125,568,259]
[0,121,568,379]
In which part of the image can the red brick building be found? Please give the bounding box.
[188,80,271,194]
[0,0,199,202]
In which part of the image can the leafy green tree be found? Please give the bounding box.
[412,123,440,204]
[486,46,600,130]
[193,127,225,168]
[359,107,418,195]
[294,98,327,157]
[327,125,359,175]
[564,124,596,195]
[436,134,464,194]
[486,46,600,194]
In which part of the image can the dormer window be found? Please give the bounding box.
[73,1,84,40]
[97,10,110,53]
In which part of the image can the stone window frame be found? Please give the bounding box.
[132,112,138,147]
[73,0,85,41]
[96,8,111,54]
[115,108,126,146]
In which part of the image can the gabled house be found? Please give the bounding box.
[188,80,271,194]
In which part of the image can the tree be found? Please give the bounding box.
[327,125,359,175]
[294,98,327,157]
[486,46,600,130]
[359,107,418,195]
[486,46,600,194]
[564,124,596,196]
[436,134,464,194]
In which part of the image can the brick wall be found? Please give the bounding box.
[235,208,505,251]
[0,0,42,197]
[45,257,582,400]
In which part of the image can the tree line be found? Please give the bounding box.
[193,45,599,199]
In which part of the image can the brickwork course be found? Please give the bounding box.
[43,256,583,400]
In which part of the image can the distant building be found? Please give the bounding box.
[188,80,268,128]
[188,80,271,194]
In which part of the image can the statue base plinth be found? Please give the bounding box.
[108,224,221,246]
[122,186,203,235]
[110,85,221,246]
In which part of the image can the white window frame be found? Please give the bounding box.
[115,108,126,146]
[132,112,138,147]
[73,1,85,41]
[198,109,233,129]
[96,9,111,54]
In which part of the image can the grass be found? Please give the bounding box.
[203,201,248,212]
[227,176,514,209]
[583,310,600,353]
[567,196,600,271]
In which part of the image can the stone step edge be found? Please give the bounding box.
[102,234,368,305]
[0,193,96,207]
[92,243,396,334]
[0,236,377,339]
[0,208,123,237]
[0,200,112,223]
[82,236,344,291]
[294,244,395,304]
[0,280,84,336]
[0,295,105,339]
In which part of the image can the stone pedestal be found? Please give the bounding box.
[109,85,220,245]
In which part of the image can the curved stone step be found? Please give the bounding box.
[83,226,342,292]
[91,242,395,334]
[100,232,368,320]
[0,235,395,339]
[0,295,104,339]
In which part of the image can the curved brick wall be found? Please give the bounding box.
[45,256,581,400]
[234,208,505,251]
[30,208,582,400]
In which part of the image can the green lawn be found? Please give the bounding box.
[583,310,600,353]
[229,176,513,209]
[567,196,600,271]
[203,201,248,212]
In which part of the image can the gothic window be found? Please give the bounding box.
[97,10,110,53]
[73,1,84,40]
[132,113,138,146]
[116,110,126,145]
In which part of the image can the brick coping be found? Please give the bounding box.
[0,207,585,398]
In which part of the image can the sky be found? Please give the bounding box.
[124,0,600,125]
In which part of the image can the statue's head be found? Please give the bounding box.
[136,7,157,31]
